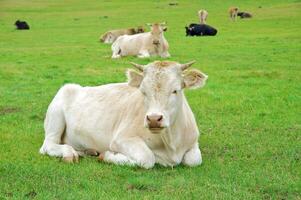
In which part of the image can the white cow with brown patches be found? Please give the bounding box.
[111,23,170,59]
[39,61,208,168]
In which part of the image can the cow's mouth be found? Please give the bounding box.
[149,127,165,133]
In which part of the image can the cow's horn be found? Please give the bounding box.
[130,62,144,71]
[160,22,166,25]
[180,61,196,71]
[146,23,152,26]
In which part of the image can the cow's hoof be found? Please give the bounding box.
[111,55,121,59]
[137,55,149,58]
[98,152,105,161]
[63,155,79,163]
[61,145,79,163]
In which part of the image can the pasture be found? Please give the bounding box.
[0,0,300,199]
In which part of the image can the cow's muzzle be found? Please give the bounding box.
[146,114,164,132]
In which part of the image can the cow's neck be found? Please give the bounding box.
[160,94,187,153]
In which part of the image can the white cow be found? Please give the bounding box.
[111,23,170,59]
[39,61,208,168]
[198,9,208,24]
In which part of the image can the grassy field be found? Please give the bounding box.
[0,0,300,199]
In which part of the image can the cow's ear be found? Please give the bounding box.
[127,69,144,87]
[183,69,208,89]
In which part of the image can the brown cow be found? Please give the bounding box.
[229,7,239,21]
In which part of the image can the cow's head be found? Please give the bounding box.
[185,26,193,36]
[101,32,115,43]
[147,22,167,45]
[15,20,21,26]
[127,61,208,133]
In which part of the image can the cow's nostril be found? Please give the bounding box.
[146,114,164,130]
[146,115,163,123]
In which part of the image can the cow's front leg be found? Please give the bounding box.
[112,54,121,59]
[99,151,136,166]
[182,143,202,167]
[111,47,121,59]
[105,137,155,169]
[137,50,150,58]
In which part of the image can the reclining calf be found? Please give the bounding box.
[39,61,207,168]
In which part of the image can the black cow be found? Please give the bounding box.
[15,20,30,30]
[185,23,217,36]
[237,12,252,18]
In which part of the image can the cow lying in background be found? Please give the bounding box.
[39,60,208,168]
[185,23,217,36]
[198,9,208,24]
[100,26,145,43]
[111,23,170,58]
[237,12,252,18]
[15,20,30,30]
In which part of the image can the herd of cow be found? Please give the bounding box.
[97,7,251,59]
[36,6,251,168]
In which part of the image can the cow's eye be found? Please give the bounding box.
[172,90,177,94]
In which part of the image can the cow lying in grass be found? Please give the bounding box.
[237,12,252,19]
[15,20,30,30]
[100,26,145,43]
[185,23,217,36]
[111,23,170,58]
[39,60,208,168]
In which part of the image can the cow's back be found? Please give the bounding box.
[114,33,150,56]
[191,24,217,36]
[111,28,134,36]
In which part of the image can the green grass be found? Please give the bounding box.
[0,0,300,199]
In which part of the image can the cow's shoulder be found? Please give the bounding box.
[60,83,81,93]
[58,84,82,103]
